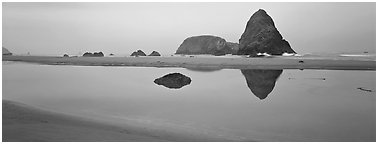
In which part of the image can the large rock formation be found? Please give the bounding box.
[148,51,161,56]
[238,9,296,56]
[154,73,191,89]
[3,47,12,55]
[175,35,236,56]
[226,42,239,55]
[131,50,146,57]
[241,69,282,100]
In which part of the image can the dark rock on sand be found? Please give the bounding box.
[148,51,161,56]
[131,50,147,57]
[3,47,12,56]
[241,69,283,100]
[175,35,235,56]
[154,73,191,89]
[237,9,296,57]
[63,54,69,57]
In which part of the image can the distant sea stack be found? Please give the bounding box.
[3,47,12,55]
[82,52,104,57]
[131,50,146,57]
[237,9,296,56]
[176,35,237,56]
[148,51,161,56]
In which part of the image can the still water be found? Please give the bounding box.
[2,62,376,141]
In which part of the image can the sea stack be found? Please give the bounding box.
[237,9,296,56]
[131,50,147,57]
[3,47,12,56]
[175,35,235,56]
[148,51,161,56]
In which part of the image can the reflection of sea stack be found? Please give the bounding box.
[238,9,296,56]
[154,73,191,89]
[176,35,238,56]
[241,69,282,100]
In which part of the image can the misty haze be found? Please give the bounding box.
[2,2,376,142]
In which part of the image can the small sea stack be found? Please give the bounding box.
[3,47,12,56]
[131,50,146,57]
[82,52,104,57]
[148,51,161,56]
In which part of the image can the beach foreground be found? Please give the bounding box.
[2,55,375,70]
[2,100,233,142]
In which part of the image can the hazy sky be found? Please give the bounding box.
[2,2,376,56]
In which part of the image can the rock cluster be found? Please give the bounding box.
[175,9,296,57]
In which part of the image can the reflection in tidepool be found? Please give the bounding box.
[2,62,376,141]
[240,69,283,100]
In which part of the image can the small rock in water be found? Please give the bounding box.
[154,73,191,89]
[357,87,374,92]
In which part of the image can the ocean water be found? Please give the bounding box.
[2,61,376,141]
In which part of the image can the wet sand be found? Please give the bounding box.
[2,100,233,142]
[2,55,375,70]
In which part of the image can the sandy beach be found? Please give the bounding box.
[3,100,234,142]
[2,55,375,70]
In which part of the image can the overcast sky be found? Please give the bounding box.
[2,2,376,56]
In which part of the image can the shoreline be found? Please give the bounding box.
[2,100,237,142]
[2,55,375,70]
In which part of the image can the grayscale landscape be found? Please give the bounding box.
[2,2,376,142]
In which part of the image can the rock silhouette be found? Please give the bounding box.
[175,35,235,56]
[82,52,104,57]
[240,69,283,100]
[131,50,146,57]
[238,9,296,57]
[154,73,191,89]
[3,47,12,55]
[148,51,161,56]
